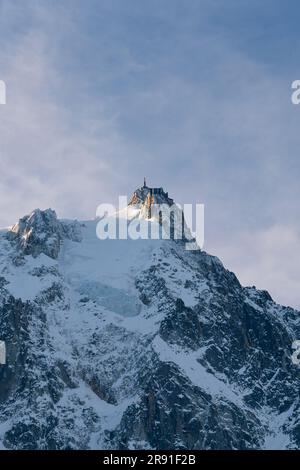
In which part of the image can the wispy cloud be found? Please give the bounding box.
[214,225,300,309]
[0,0,299,307]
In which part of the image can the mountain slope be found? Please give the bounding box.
[0,192,300,450]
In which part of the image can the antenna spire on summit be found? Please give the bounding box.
[144,177,147,188]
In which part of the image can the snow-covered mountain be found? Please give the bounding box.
[0,184,300,450]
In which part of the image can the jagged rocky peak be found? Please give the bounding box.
[128,179,194,243]
[8,208,82,259]
[129,178,174,208]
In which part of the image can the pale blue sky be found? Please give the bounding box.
[0,0,300,307]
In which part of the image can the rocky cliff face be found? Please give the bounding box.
[8,209,82,259]
[0,198,299,450]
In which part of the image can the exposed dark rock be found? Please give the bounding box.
[8,209,82,259]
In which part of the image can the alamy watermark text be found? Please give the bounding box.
[0,80,6,104]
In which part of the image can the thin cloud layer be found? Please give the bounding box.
[0,0,299,307]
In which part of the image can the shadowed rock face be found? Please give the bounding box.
[0,294,32,403]
[0,207,300,450]
[110,362,263,450]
